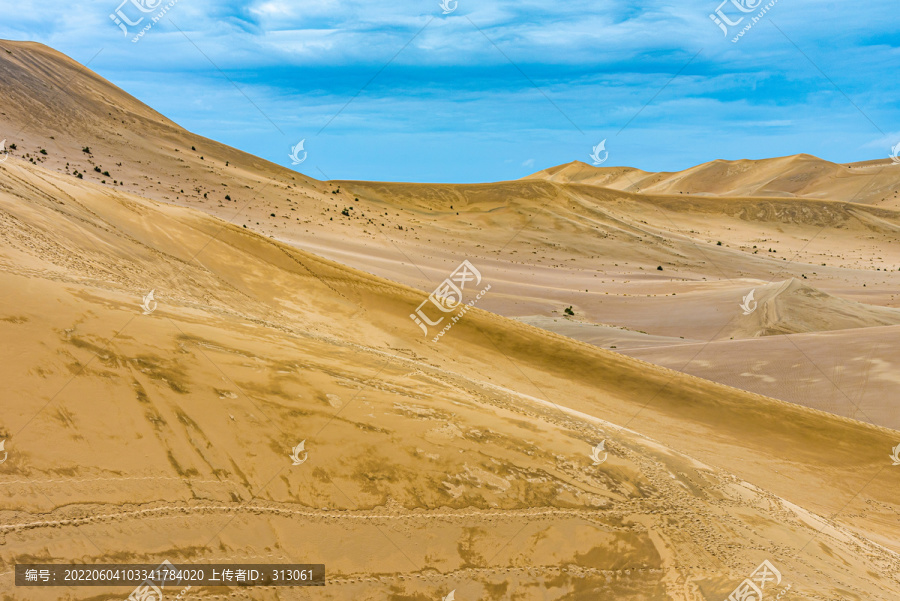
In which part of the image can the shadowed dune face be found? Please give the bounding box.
[1,40,900,601]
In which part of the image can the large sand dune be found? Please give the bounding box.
[1,40,900,600]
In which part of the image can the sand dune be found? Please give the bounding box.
[3,40,900,340]
[3,141,900,601]
[1,40,900,600]
[527,155,900,207]
[725,277,900,338]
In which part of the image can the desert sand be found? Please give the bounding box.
[1,40,900,600]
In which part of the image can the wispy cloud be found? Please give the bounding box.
[1,0,898,182]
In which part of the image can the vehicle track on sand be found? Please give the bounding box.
[0,475,235,487]
[0,502,665,534]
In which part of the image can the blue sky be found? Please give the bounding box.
[1,0,898,183]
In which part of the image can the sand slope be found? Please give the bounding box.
[1,132,900,601]
[1,40,900,599]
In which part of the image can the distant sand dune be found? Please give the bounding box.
[527,155,900,207]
